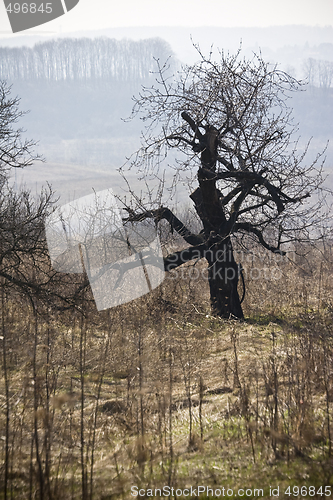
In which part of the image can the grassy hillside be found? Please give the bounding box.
[0,241,332,499]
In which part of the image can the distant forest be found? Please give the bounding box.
[1,36,332,88]
[0,37,175,83]
[0,38,177,152]
[0,37,331,170]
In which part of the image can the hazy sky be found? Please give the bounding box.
[0,0,332,35]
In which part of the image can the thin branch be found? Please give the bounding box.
[234,222,286,255]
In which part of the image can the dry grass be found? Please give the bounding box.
[0,242,333,499]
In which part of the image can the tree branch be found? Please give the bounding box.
[123,206,204,246]
[234,222,286,255]
[181,111,204,140]
[164,243,206,271]
[199,167,285,213]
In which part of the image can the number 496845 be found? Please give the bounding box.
[285,486,332,496]
[6,3,53,14]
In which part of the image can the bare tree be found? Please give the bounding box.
[0,80,87,310]
[124,47,330,319]
[0,80,46,290]
[303,57,333,89]
[0,80,41,175]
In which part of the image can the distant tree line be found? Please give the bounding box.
[303,57,333,89]
[0,37,175,83]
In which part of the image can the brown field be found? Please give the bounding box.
[0,241,333,499]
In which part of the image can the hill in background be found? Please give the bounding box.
[0,30,331,200]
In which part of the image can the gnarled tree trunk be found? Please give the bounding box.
[188,121,244,319]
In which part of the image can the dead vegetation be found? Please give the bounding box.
[0,241,333,499]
